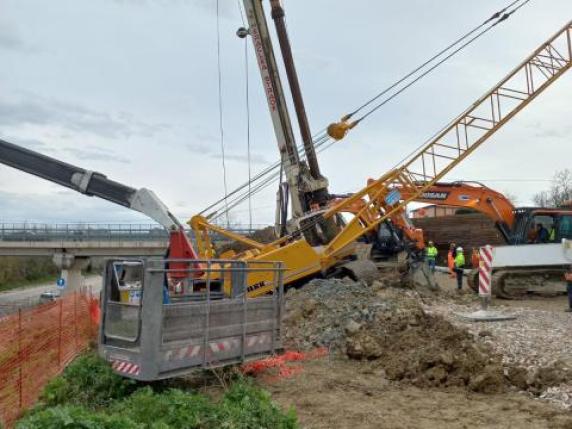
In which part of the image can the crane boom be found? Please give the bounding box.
[190,19,571,298]
[323,19,572,258]
[0,139,183,230]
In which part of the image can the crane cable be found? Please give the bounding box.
[216,0,230,227]
[203,0,532,222]
[353,0,531,124]
[328,0,531,137]
[199,129,330,217]
[208,133,333,220]
[278,1,536,242]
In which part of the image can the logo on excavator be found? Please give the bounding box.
[420,191,449,200]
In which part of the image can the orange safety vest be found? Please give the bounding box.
[447,252,455,272]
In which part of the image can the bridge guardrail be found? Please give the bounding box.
[0,223,169,243]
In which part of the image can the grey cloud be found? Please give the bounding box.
[0,93,170,139]
[109,0,238,18]
[0,190,147,223]
[0,135,48,151]
[209,152,268,165]
[186,140,268,164]
[533,127,571,140]
[0,25,37,53]
[0,31,25,51]
[61,147,132,164]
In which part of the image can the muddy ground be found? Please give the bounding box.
[266,359,572,429]
[253,269,572,428]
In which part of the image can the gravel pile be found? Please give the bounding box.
[282,277,399,351]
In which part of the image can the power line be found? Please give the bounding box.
[216,0,230,227]
[203,0,533,223]
[354,0,531,123]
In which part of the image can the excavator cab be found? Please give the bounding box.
[512,208,572,244]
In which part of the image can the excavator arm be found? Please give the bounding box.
[400,181,516,242]
[0,138,199,266]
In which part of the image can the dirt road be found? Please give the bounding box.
[0,275,102,314]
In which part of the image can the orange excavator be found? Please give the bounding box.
[353,181,572,297]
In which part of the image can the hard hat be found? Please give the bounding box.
[428,240,434,245]
[456,247,463,252]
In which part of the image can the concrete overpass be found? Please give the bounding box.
[0,223,169,292]
[0,239,168,257]
[0,223,169,256]
[0,222,265,292]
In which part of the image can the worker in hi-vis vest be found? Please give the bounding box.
[425,241,438,273]
[454,247,465,290]
[447,242,456,278]
[549,224,557,242]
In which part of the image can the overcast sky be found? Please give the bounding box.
[1,0,571,226]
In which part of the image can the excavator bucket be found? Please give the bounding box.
[407,260,440,291]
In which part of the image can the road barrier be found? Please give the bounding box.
[479,245,494,298]
[0,290,97,427]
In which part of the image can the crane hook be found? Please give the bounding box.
[327,114,359,140]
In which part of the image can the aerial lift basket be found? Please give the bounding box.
[99,258,285,381]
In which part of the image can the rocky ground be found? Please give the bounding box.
[424,272,572,411]
[261,269,572,428]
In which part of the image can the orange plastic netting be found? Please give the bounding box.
[241,348,328,382]
[0,291,97,427]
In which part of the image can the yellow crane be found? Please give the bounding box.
[191,18,572,298]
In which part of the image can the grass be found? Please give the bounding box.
[0,257,59,293]
[0,274,59,293]
[16,353,299,429]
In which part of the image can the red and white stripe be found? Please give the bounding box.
[164,333,273,361]
[111,359,140,376]
[210,338,241,354]
[479,245,493,297]
[246,334,270,348]
[165,344,202,361]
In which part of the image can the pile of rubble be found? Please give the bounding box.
[426,300,572,409]
[283,276,507,393]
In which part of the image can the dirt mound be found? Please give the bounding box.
[506,362,572,395]
[283,276,506,393]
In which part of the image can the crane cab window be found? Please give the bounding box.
[103,261,144,342]
[529,214,572,243]
[557,215,572,240]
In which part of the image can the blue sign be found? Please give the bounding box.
[385,189,401,206]
[56,278,66,289]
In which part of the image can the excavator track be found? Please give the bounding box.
[482,268,568,299]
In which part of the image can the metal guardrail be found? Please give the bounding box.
[0,223,270,243]
[0,223,169,242]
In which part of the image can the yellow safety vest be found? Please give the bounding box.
[455,253,465,268]
[426,246,438,259]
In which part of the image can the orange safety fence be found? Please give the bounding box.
[0,291,98,428]
[241,348,329,382]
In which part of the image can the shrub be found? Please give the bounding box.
[16,405,138,429]
[111,387,216,428]
[22,354,298,428]
[215,380,298,429]
[41,353,137,409]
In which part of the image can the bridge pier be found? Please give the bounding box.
[52,253,90,292]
